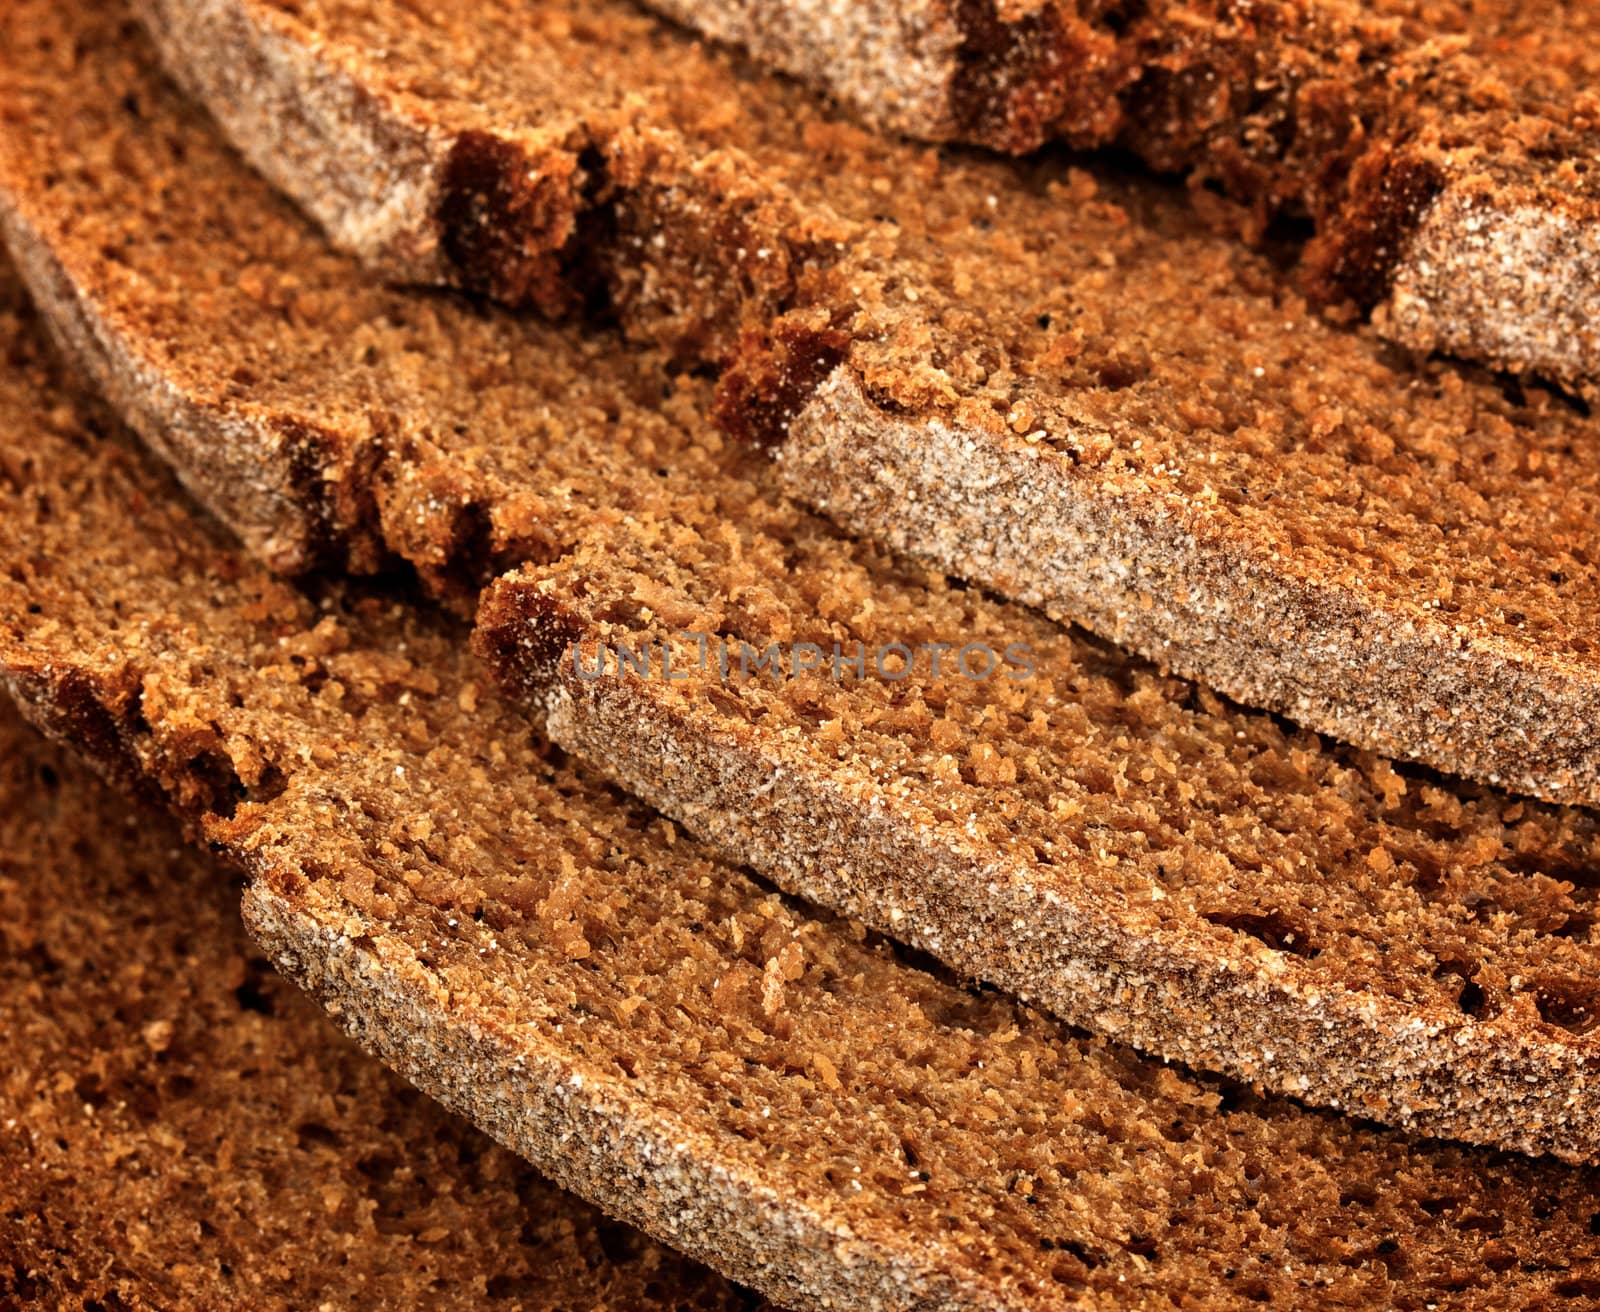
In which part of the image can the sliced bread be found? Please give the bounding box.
[637,0,1600,387]
[477,498,1600,1163]
[7,269,1600,1312]
[87,0,1600,804]
[0,699,754,1312]
[9,0,1600,1157]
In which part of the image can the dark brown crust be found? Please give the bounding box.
[471,584,585,695]
[711,308,853,451]
[1303,146,1448,311]
[434,130,587,315]
[0,663,152,803]
[946,0,1117,151]
[642,0,1600,389]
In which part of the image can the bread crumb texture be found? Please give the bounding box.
[13,0,1599,805]
[7,248,1600,1309]
[478,491,1600,1162]
[7,0,1600,1158]
[0,701,753,1309]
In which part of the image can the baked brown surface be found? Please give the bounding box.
[478,495,1600,1164]
[8,0,1600,1157]
[0,697,758,1312]
[639,0,1600,389]
[9,266,1600,1312]
[101,0,1600,807]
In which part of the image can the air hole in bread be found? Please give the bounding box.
[1431,959,1500,1020]
[1556,1276,1600,1298]
[1201,909,1318,957]
[1551,911,1597,942]
[295,1121,343,1151]
[1532,977,1600,1035]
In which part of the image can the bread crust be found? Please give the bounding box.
[239,884,991,1312]
[136,0,854,359]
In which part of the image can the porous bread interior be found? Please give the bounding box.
[477,493,1600,1160]
[10,0,1600,1157]
[8,269,1600,1311]
[0,699,752,1312]
[36,0,1600,806]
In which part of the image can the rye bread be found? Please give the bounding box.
[0,699,755,1312]
[8,269,1600,1312]
[9,0,1600,1158]
[636,0,1600,389]
[476,495,1600,1165]
[102,0,1600,806]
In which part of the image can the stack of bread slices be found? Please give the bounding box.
[5,0,1600,1306]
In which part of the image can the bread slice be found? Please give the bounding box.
[2,0,804,584]
[0,700,753,1312]
[635,0,1600,391]
[478,501,1600,1164]
[136,0,854,362]
[9,0,1600,1157]
[106,0,1600,807]
[7,269,1600,1312]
